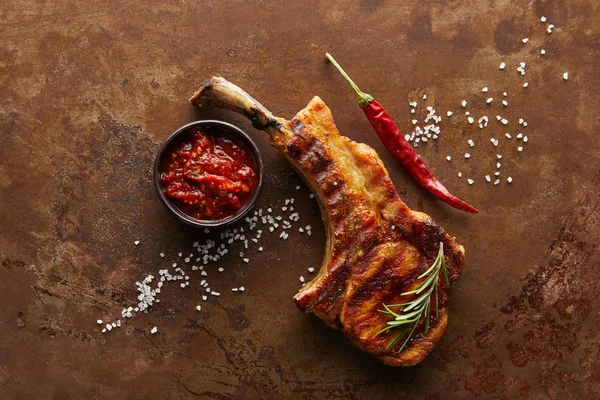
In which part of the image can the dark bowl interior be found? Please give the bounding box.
[153,120,264,228]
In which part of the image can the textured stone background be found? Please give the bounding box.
[1,0,599,399]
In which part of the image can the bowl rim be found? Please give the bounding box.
[153,119,264,228]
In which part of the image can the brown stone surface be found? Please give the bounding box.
[1,0,599,399]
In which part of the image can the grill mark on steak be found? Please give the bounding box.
[190,76,466,366]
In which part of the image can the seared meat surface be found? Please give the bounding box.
[190,77,465,366]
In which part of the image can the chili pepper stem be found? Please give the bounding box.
[325,53,373,107]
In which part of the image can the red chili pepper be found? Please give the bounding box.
[325,53,479,214]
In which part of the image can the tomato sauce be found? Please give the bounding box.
[159,126,258,220]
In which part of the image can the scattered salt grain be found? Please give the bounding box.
[540,49,546,55]
[458,172,462,178]
[468,116,474,124]
[485,175,491,182]
[501,118,509,125]
[482,87,488,93]
[239,287,245,292]
[494,179,500,186]
[446,155,452,161]
[196,305,202,311]
[150,326,157,334]
[97,319,103,325]
[523,82,529,88]
[517,146,524,152]
[464,153,471,159]
[134,240,140,245]
[502,100,508,107]
[505,133,512,139]
[499,62,506,70]
[467,179,474,185]
[522,38,529,44]
[563,72,569,80]
[507,177,513,183]
[468,139,475,147]
[486,97,493,104]
[461,100,467,107]
[308,267,315,273]
[540,16,547,22]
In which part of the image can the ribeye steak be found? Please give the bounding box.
[190,76,465,366]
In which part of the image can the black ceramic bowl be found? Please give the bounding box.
[154,120,264,228]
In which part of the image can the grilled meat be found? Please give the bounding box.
[190,77,466,366]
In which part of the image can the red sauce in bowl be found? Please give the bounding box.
[159,126,259,221]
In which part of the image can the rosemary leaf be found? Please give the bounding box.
[376,242,449,352]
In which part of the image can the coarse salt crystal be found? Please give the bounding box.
[522,38,529,44]
[151,326,157,334]
[495,171,500,176]
[503,92,507,97]
[134,240,140,245]
[486,97,493,104]
[505,133,512,139]
[467,179,474,185]
[239,286,245,292]
[482,87,488,92]
[423,94,427,100]
[540,16,547,22]
[412,119,418,125]
[468,117,474,124]
[516,133,523,139]
[494,179,500,185]
[446,155,452,161]
[196,305,202,311]
[563,72,569,80]
[485,175,491,182]
[97,319,103,325]
[523,136,529,142]
[465,153,471,159]
[299,276,305,283]
[458,172,462,178]
[461,100,467,107]
[497,162,502,168]
[518,146,523,152]
[523,82,529,88]
[501,119,509,125]
[468,139,475,147]
[507,177,513,183]
[497,154,502,159]
[540,49,546,55]
[499,62,506,70]
[308,267,315,273]
[447,111,453,117]
[502,100,508,106]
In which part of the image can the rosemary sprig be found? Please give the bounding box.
[375,242,449,352]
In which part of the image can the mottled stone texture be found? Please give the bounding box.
[0,0,599,399]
